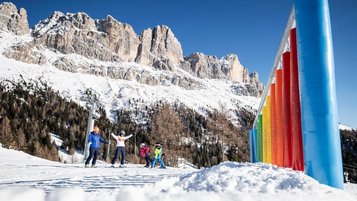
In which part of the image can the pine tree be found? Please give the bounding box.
[33,141,44,157]
[17,128,26,150]
[150,104,184,166]
[0,116,15,148]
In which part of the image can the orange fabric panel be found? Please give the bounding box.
[275,69,284,166]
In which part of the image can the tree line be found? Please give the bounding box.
[340,129,357,183]
[0,80,255,167]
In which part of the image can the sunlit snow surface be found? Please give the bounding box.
[0,147,356,201]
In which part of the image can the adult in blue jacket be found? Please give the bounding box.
[85,126,108,168]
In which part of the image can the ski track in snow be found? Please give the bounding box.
[0,147,193,201]
[0,163,184,193]
[1,147,357,201]
[0,170,174,192]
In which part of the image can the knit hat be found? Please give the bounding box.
[140,143,146,148]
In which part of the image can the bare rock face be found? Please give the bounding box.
[180,53,221,79]
[181,52,250,82]
[223,54,249,82]
[249,72,264,95]
[32,12,139,62]
[32,12,184,69]
[135,28,152,65]
[0,3,263,95]
[136,25,183,68]
[53,57,78,72]
[4,42,46,65]
[96,15,140,62]
[0,2,29,35]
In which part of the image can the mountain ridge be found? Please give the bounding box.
[0,2,263,91]
[0,2,262,130]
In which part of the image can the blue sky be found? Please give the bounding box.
[5,0,357,128]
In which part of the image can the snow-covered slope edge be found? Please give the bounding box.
[0,147,356,201]
[0,31,260,126]
[339,123,356,131]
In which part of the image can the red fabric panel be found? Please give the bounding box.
[290,28,304,171]
[282,51,293,168]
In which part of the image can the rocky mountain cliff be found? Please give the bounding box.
[0,2,263,94]
[0,2,29,35]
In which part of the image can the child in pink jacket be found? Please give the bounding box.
[140,143,152,168]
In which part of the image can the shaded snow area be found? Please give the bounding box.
[50,134,85,163]
[0,147,356,201]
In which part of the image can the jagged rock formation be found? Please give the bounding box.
[249,72,262,94]
[31,12,184,67]
[0,2,29,35]
[136,25,183,69]
[3,42,46,65]
[32,12,140,62]
[0,2,263,95]
[181,53,249,82]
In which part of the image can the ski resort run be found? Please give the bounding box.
[0,147,356,201]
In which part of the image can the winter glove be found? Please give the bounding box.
[87,142,92,147]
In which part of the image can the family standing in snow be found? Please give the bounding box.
[111,130,133,167]
[84,127,166,169]
[85,126,108,168]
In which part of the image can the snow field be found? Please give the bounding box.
[0,147,356,201]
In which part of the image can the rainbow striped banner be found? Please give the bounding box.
[249,0,343,189]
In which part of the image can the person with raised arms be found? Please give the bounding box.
[111,130,133,168]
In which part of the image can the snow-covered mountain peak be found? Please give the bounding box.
[224,53,240,61]
[0,2,263,86]
[0,2,19,14]
[0,2,29,35]
[0,2,263,128]
[33,10,98,37]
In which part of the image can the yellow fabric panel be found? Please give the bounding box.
[266,95,272,164]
